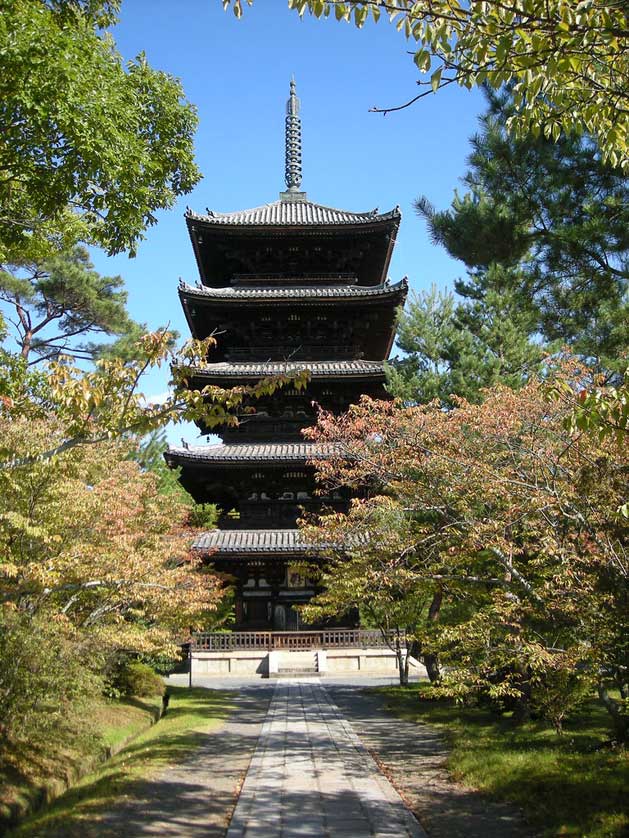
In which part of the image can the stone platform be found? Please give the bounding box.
[190,629,420,679]
[191,646,411,678]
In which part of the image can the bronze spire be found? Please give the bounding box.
[284,77,303,195]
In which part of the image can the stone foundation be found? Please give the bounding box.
[191,646,419,678]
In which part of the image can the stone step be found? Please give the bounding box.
[278,667,318,673]
[271,667,321,678]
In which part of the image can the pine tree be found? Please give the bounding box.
[0,247,139,364]
[418,89,628,376]
[388,283,542,405]
[390,89,628,404]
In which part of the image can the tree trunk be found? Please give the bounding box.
[15,301,33,360]
[20,330,32,359]
[424,653,441,683]
[598,683,629,743]
[512,693,532,724]
[422,588,442,683]
[511,667,532,724]
[395,631,410,687]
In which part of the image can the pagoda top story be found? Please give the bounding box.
[185,79,400,288]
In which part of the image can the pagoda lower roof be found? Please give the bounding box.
[186,200,400,228]
[192,529,320,555]
[188,360,386,380]
[178,279,408,303]
[165,442,339,466]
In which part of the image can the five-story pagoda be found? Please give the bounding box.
[166,81,407,631]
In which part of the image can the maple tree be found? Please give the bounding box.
[0,321,307,700]
[0,607,104,762]
[0,414,222,764]
[554,371,629,445]
[0,319,288,753]
[302,368,628,737]
[0,329,309,469]
[0,417,223,654]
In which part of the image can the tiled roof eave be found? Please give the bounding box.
[165,442,341,467]
[184,360,386,381]
[191,529,331,555]
[185,202,401,229]
[167,455,314,468]
[178,278,408,304]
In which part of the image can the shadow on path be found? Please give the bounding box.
[225,681,424,838]
[329,685,535,838]
[16,678,535,838]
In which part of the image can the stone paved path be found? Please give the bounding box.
[25,675,531,837]
[226,679,426,838]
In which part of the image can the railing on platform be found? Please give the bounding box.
[191,628,405,652]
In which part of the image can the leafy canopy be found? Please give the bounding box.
[0,329,310,469]
[303,367,629,735]
[225,0,629,171]
[0,417,223,653]
[0,0,200,261]
[0,607,104,762]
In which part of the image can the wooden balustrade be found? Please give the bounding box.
[191,628,405,651]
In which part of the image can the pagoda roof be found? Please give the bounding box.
[185,200,400,228]
[192,529,321,555]
[189,360,386,380]
[178,278,408,304]
[165,441,339,466]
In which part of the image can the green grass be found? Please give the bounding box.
[6,687,235,838]
[95,695,164,751]
[373,684,628,838]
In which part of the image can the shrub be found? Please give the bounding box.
[531,666,594,734]
[117,661,164,697]
[0,607,103,761]
[138,651,181,675]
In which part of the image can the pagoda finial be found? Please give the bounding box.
[284,77,303,193]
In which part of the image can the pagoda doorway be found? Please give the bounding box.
[273,603,301,631]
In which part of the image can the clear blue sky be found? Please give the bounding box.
[89,0,485,442]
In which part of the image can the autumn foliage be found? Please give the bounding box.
[302,367,628,737]
[0,417,222,654]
